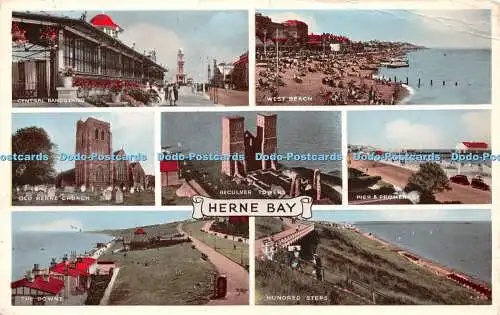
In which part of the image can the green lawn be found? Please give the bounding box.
[182,220,249,267]
[99,243,216,305]
[162,186,192,205]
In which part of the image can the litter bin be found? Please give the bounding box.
[214,275,227,298]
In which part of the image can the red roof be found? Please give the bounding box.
[283,20,307,26]
[50,261,90,277]
[462,142,488,149]
[233,54,248,66]
[160,161,179,172]
[134,227,146,235]
[90,14,120,29]
[11,275,64,295]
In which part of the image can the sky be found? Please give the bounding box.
[41,10,248,81]
[12,113,155,174]
[259,10,491,49]
[312,209,491,223]
[348,110,491,150]
[12,211,192,232]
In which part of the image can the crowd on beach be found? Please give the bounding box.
[256,46,409,105]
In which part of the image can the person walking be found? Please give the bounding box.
[167,84,174,106]
[173,83,179,105]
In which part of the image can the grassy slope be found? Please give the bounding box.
[183,220,249,266]
[98,243,215,305]
[255,217,286,239]
[256,258,365,305]
[314,224,489,305]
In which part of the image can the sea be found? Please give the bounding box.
[377,48,491,104]
[355,221,492,285]
[12,231,113,280]
[162,111,342,174]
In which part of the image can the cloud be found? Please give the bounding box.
[460,111,491,143]
[411,10,491,48]
[383,119,443,149]
[119,23,183,73]
[372,209,449,221]
[21,219,83,232]
[265,11,319,34]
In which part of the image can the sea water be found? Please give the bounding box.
[12,231,113,280]
[162,111,342,174]
[377,49,491,104]
[356,221,491,284]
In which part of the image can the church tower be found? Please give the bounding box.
[75,118,112,189]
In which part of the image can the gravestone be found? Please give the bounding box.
[36,190,46,199]
[115,190,124,204]
[47,187,56,198]
[64,186,75,193]
[103,190,112,201]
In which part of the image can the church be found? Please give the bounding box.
[56,117,147,190]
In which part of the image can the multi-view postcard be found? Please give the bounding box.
[11,211,249,305]
[255,209,491,305]
[255,10,491,105]
[11,113,155,206]
[348,110,491,205]
[11,10,249,107]
[160,111,342,205]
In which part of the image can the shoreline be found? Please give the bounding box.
[350,224,491,297]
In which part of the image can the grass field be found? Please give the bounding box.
[182,220,249,267]
[162,186,192,205]
[255,217,286,239]
[98,242,216,305]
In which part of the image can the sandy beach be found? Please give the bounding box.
[256,46,412,106]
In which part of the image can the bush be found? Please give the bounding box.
[85,95,108,107]
[127,88,159,105]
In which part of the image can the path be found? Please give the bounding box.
[201,221,249,244]
[178,223,249,305]
[161,86,215,106]
[350,160,491,204]
[99,267,121,305]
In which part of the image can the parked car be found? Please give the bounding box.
[471,178,490,191]
[450,174,470,185]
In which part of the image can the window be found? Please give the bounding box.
[63,32,98,74]
[102,48,120,76]
[95,129,98,140]
[101,130,104,140]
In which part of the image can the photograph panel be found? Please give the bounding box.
[255,10,491,105]
[348,110,491,205]
[11,211,249,305]
[12,113,155,206]
[254,209,492,305]
[12,10,249,107]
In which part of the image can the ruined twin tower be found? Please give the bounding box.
[221,113,278,177]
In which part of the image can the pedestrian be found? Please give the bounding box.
[166,84,172,106]
[173,83,179,105]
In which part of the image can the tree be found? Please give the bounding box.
[12,127,57,186]
[405,162,450,195]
